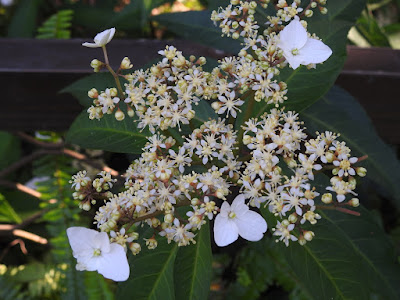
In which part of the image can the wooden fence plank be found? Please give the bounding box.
[1,39,399,143]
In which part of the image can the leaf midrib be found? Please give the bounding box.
[146,244,178,300]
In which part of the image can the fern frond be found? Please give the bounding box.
[33,155,87,300]
[0,272,28,300]
[36,10,74,39]
[84,272,115,300]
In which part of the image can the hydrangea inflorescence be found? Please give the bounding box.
[69,0,367,281]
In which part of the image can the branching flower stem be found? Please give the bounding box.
[316,205,361,216]
[235,90,256,156]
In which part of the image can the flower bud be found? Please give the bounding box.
[109,88,118,97]
[298,236,307,246]
[311,2,317,8]
[320,7,328,14]
[151,217,161,228]
[330,176,340,185]
[232,32,240,40]
[325,152,335,163]
[129,243,141,255]
[129,232,139,240]
[186,110,195,120]
[191,198,200,206]
[285,157,297,168]
[164,213,174,224]
[211,101,222,112]
[115,109,125,121]
[305,9,313,17]
[239,49,247,57]
[304,231,314,242]
[282,219,290,227]
[81,202,91,211]
[356,167,367,177]
[349,198,360,207]
[107,219,117,229]
[146,237,158,250]
[150,65,160,75]
[120,57,133,69]
[288,213,297,223]
[198,57,206,65]
[243,135,252,145]
[90,59,102,72]
[321,193,332,204]
[127,106,135,117]
[88,88,99,98]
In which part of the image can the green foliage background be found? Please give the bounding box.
[1,0,400,299]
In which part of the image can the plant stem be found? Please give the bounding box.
[102,46,125,100]
[235,90,256,156]
[316,205,360,216]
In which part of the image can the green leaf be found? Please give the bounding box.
[60,72,117,108]
[36,10,74,39]
[152,11,242,53]
[66,110,150,154]
[67,1,116,31]
[300,85,400,209]
[7,0,42,37]
[355,10,391,47]
[174,222,212,300]
[117,239,178,300]
[193,99,217,124]
[270,206,400,300]
[105,0,173,33]
[0,193,22,223]
[246,0,366,119]
[0,274,26,300]
[0,131,21,170]
[84,272,114,300]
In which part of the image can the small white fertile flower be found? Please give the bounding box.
[214,194,267,247]
[277,17,332,70]
[67,227,129,282]
[82,28,116,48]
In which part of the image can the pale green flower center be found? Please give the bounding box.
[93,248,101,257]
[291,48,299,56]
[228,211,236,219]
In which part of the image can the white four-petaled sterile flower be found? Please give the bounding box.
[214,194,268,247]
[67,227,129,281]
[277,17,332,70]
[82,28,116,48]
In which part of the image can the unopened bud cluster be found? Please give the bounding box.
[69,170,116,211]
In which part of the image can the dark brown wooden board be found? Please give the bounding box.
[1,39,399,143]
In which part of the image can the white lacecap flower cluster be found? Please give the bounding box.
[68,0,366,282]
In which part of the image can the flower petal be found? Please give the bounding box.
[67,227,99,257]
[230,194,249,218]
[219,200,231,218]
[297,38,332,65]
[235,210,267,242]
[106,28,116,44]
[278,18,308,50]
[82,42,100,48]
[93,231,111,253]
[214,214,239,247]
[97,243,130,281]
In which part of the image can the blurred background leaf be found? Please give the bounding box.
[301,85,400,210]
